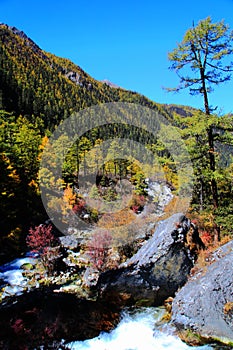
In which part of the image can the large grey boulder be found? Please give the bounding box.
[98,213,194,306]
[172,240,233,346]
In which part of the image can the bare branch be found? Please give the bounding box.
[206,61,233,72]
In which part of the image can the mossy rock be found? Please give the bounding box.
[20,263,34,270]
[135,298,152,307]
[177,329,209,347]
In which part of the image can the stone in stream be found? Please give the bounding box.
[97,213,196,307]
[171,240,233,346]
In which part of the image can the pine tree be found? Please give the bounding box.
[167,17,233,240]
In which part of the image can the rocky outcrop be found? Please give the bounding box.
[97,213,195,306]
[0,23,49,61]
[172,240,233,346]
[145,179,173,214]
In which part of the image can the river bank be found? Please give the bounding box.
[0,212,232,349]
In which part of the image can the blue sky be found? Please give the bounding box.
[1,0,233,114]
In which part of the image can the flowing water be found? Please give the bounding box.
[0,258,227,350]
[67,307,214,350]
[0,254,37,298]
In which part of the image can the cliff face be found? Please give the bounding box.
[172,240,233,346]
[98,213,195,306]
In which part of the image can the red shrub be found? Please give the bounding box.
[132,205,140,213]
[26,225,60,275]
[200,231,212,245]
[44,319,59,338]
[86,230,112,270]
[11,319,25,335]
[73,199,86,214]
[26,224,57,254]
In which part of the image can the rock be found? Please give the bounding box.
[59,235,80,250]
[97,213,194,306]
[61,229,94,248]
[171,240,233,346]
[145,179,173,214]
[105,248,121,269]
[20,263,34,270]
[83,213,90,220]
[63,251,89,269]
[83,267,100,287]
[101,79,120,88]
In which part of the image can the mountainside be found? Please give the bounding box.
[0,20,233,350]
[0,23,179,261]
[0,23,178,129]
[0,23,233,267]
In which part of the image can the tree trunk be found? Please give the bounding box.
[199,178,203,211]
[207,127,218,209]
[200,67,219,210]
[200,68,220,241]
[213,222,220,243]
[76,141,79,178]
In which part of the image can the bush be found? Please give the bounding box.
[86,229,112,271]
[26,224,57,253]
[200,231,212,246]
[72,198,86,215]
[129,194,146,213]
[26,224,59,275]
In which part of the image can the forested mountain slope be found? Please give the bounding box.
[0,23,232,264]
[0,23,178,128]
[0,23,176,261]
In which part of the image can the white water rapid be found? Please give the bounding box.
[0,254,37,298]
[67,307,214,350]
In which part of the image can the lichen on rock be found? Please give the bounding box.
[171,240,233,346]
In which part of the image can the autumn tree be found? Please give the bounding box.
[167,17,233,240]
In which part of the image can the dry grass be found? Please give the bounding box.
[162,196,191,219]
[97,209,136,229]
[223,302,233,315]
